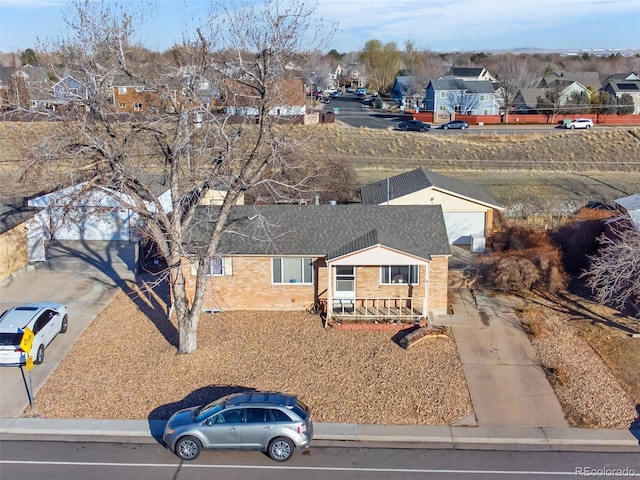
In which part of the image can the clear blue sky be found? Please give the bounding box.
[1,0,639,54]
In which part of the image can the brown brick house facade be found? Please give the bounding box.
[182,205,451,323]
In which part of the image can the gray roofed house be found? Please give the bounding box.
[423,78,499,117]
[602,79,640,115]
[540,71,602,90]
[184,204,451,323]
[359,168,502,249]
[447,67,497,83]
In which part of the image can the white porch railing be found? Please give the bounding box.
[330,297,425,320]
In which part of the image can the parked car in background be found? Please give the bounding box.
[398,119,431,132]
[0,302,68,366]
[564,118,593,129]
[441,120,469,130]
[163,391,313,462]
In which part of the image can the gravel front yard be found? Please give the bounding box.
[30,279,473,424]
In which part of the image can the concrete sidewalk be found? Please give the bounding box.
[1,417,638,451]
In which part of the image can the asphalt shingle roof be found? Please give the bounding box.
[189,204,451,260]
[359,169,502,209]
[429,79,495,93]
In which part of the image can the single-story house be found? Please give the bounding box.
[184,204,451,322]
[359,169,502,250]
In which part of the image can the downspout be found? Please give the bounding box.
[325,258,333,327]
[423,260,430,324]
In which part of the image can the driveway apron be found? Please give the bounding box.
[436,288,568,427]
[0,241,135,418]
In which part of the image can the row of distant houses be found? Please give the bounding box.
[390,67,640,119]
[0,64,308,118]
[4,61,639,120]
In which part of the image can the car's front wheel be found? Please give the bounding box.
[175,436,202,461]
[268,437,294,462]
[585,125,591,129]
[60,314,68,334]
[461,125,467,129]
[570,125,575,129]
[34,344,45,364]
[443,125,449,129]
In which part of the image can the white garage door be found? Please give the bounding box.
[444,212,485,245]
[49,207,132,241]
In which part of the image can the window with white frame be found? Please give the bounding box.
[191,257,232,276]
[118,87,127,94]
[272,258,313,284]
[119,102,126,109]
[134,102,143,111]
[208,257,224,275]
[381,265,419,285]
[440,92,446,98]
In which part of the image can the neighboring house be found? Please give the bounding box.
[390,76,425,105]
[224,78,306,117]
[423,78,499,117]
[602,78,640,114]
[446,67,497,83]
[338,63,366,89]
[512,81,591,113]
[0,200,41,279]
[112,73,180,114]
[53,75,88,101]
[184,204,451,322]
[26,183,172,261]
[614,193,640,232]
[539,71,602,91]
[17,64,52,106]
[359,168,502,249]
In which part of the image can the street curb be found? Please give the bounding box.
[2,418,638,451]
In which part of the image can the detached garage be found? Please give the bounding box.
[359,168,502,250]
[26,183,170,261]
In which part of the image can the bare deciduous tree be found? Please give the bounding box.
[492,54,538,122]
[583,221,640,319]
[13,0,333,354]
[443,80,479,115]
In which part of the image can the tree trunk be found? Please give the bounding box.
[170,261,200,354]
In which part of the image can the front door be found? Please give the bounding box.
[334,265,355,299]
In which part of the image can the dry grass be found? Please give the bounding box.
[520,292,639,428]
[28,278,472,425]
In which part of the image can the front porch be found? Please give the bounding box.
[321,296,426,323]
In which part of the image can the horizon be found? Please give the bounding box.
[0,0,639,55]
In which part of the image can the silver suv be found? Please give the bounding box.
[162,391,313,462]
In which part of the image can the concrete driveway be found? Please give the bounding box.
[0,241,136,418]
[435,288,568,427]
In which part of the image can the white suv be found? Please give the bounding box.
[0,302,68,366]
[565,118,593,129]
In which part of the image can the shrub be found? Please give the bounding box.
[481,223,568,293]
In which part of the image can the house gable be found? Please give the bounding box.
[359,168,502,210]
